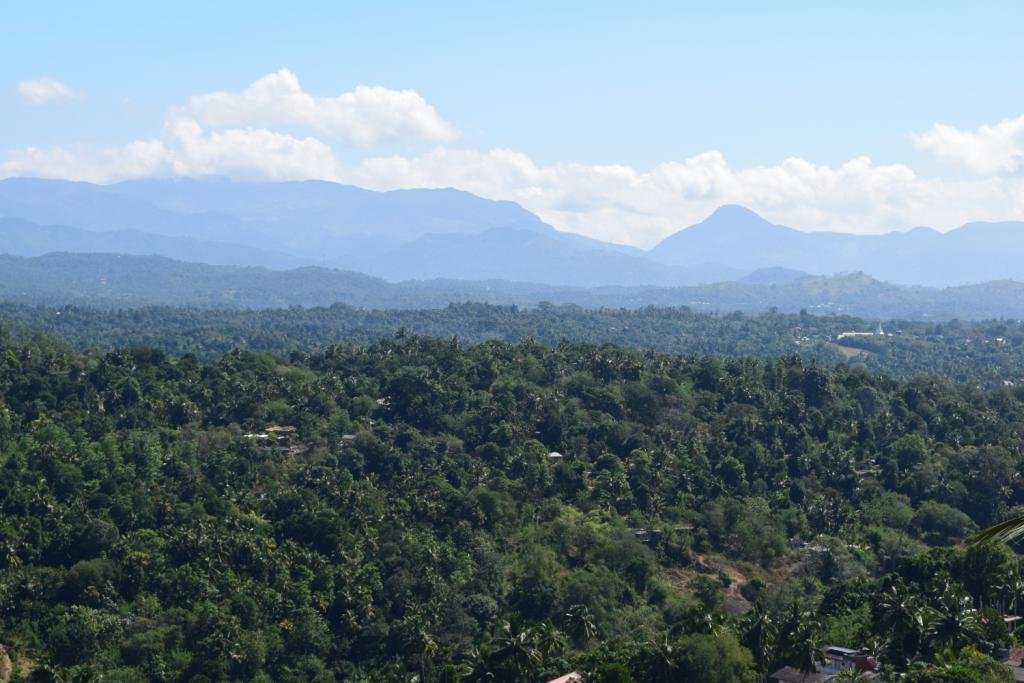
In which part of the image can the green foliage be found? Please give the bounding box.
[1,328,1024,678]
[907,647,1015,682]
[914,502,978,545]
[5,301,1024,388]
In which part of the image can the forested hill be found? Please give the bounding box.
[4,252,1024,320]
[3,301,1024,387]
[2,331,1024,680]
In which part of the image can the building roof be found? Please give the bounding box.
[546,673,585,683]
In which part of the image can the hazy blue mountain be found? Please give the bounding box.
[360,226,736,287]
[738,266,811,285]
[0,177,701,285]
[2,252,1024,320]
[651,204,1024,286]
[0,252,401,308]
[0,217,309,269]
[0,178,549,261]
[3,178,1024,287]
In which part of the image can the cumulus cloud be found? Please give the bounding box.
[16,77,79,105]
[184,69,458,146]
[913,115,1024,175]
[4,72,1024,246]
[345,148,1024,245]
[1,116,339,184]
[161,117,339,179]
[5,135,1023,246]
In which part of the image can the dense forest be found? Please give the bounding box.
[2,322,1024,681]
[3,302,1024,387]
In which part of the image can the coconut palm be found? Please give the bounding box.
[461,645,499,682]
[565,604,598,648]
[875,579,923,667]
[971,514,1024,545]
[678,602,726,637]
[532,620,565,660]
[640,636,682,682]
[789,624,826,676]
[878,581,922,640]
[924,588,985,653]
[740,600,778,680]
[778,600,825,676]
[490,621,543,680]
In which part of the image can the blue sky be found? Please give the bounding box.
[3,2,1024,245]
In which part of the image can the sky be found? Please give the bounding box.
[2,1,1024,247]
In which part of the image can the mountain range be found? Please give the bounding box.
[3,251,1024,321]
[2,177,1023,289]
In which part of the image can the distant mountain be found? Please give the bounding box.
[0,217,309,269]
[364,227,736,287]
[0,252,591,309]
[2,252,1024,320]
[2,178,1024,287]
[0,177,548,257]
[1,177,692,286]
[651,204,1024,286]
[738,267,810,285]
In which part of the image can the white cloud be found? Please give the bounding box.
[0,117,339,184]
[16,77,79,105]
[913,115,1024,175]
[344,148,1024,246]
[161,117,339,179]
[5,135,1023,246]
[184,69,458,146]
[4,72,1024,246]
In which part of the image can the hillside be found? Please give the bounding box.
[4,301,1023,387]
[1,328,1023,680]
[3,252,1024,320]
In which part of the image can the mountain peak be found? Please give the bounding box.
[693,205,784,236]
[705,204,768,223]
[656,205,782,247]
[650,205,803,267]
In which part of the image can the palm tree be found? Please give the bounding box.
[532,620,565,660]
[1008,560,1024,615]
[971,514,1024,545]
[640,636,681,682]
[676,602,725,638]
[565,604,598,649]
[490,621,543,680]
[462,645,499,682]
[740,600,778,680]
[878,581,921,639]
[875,580,923,667]
[924,588,985,653]
[790,624,826,676]
[778,600,825,676]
